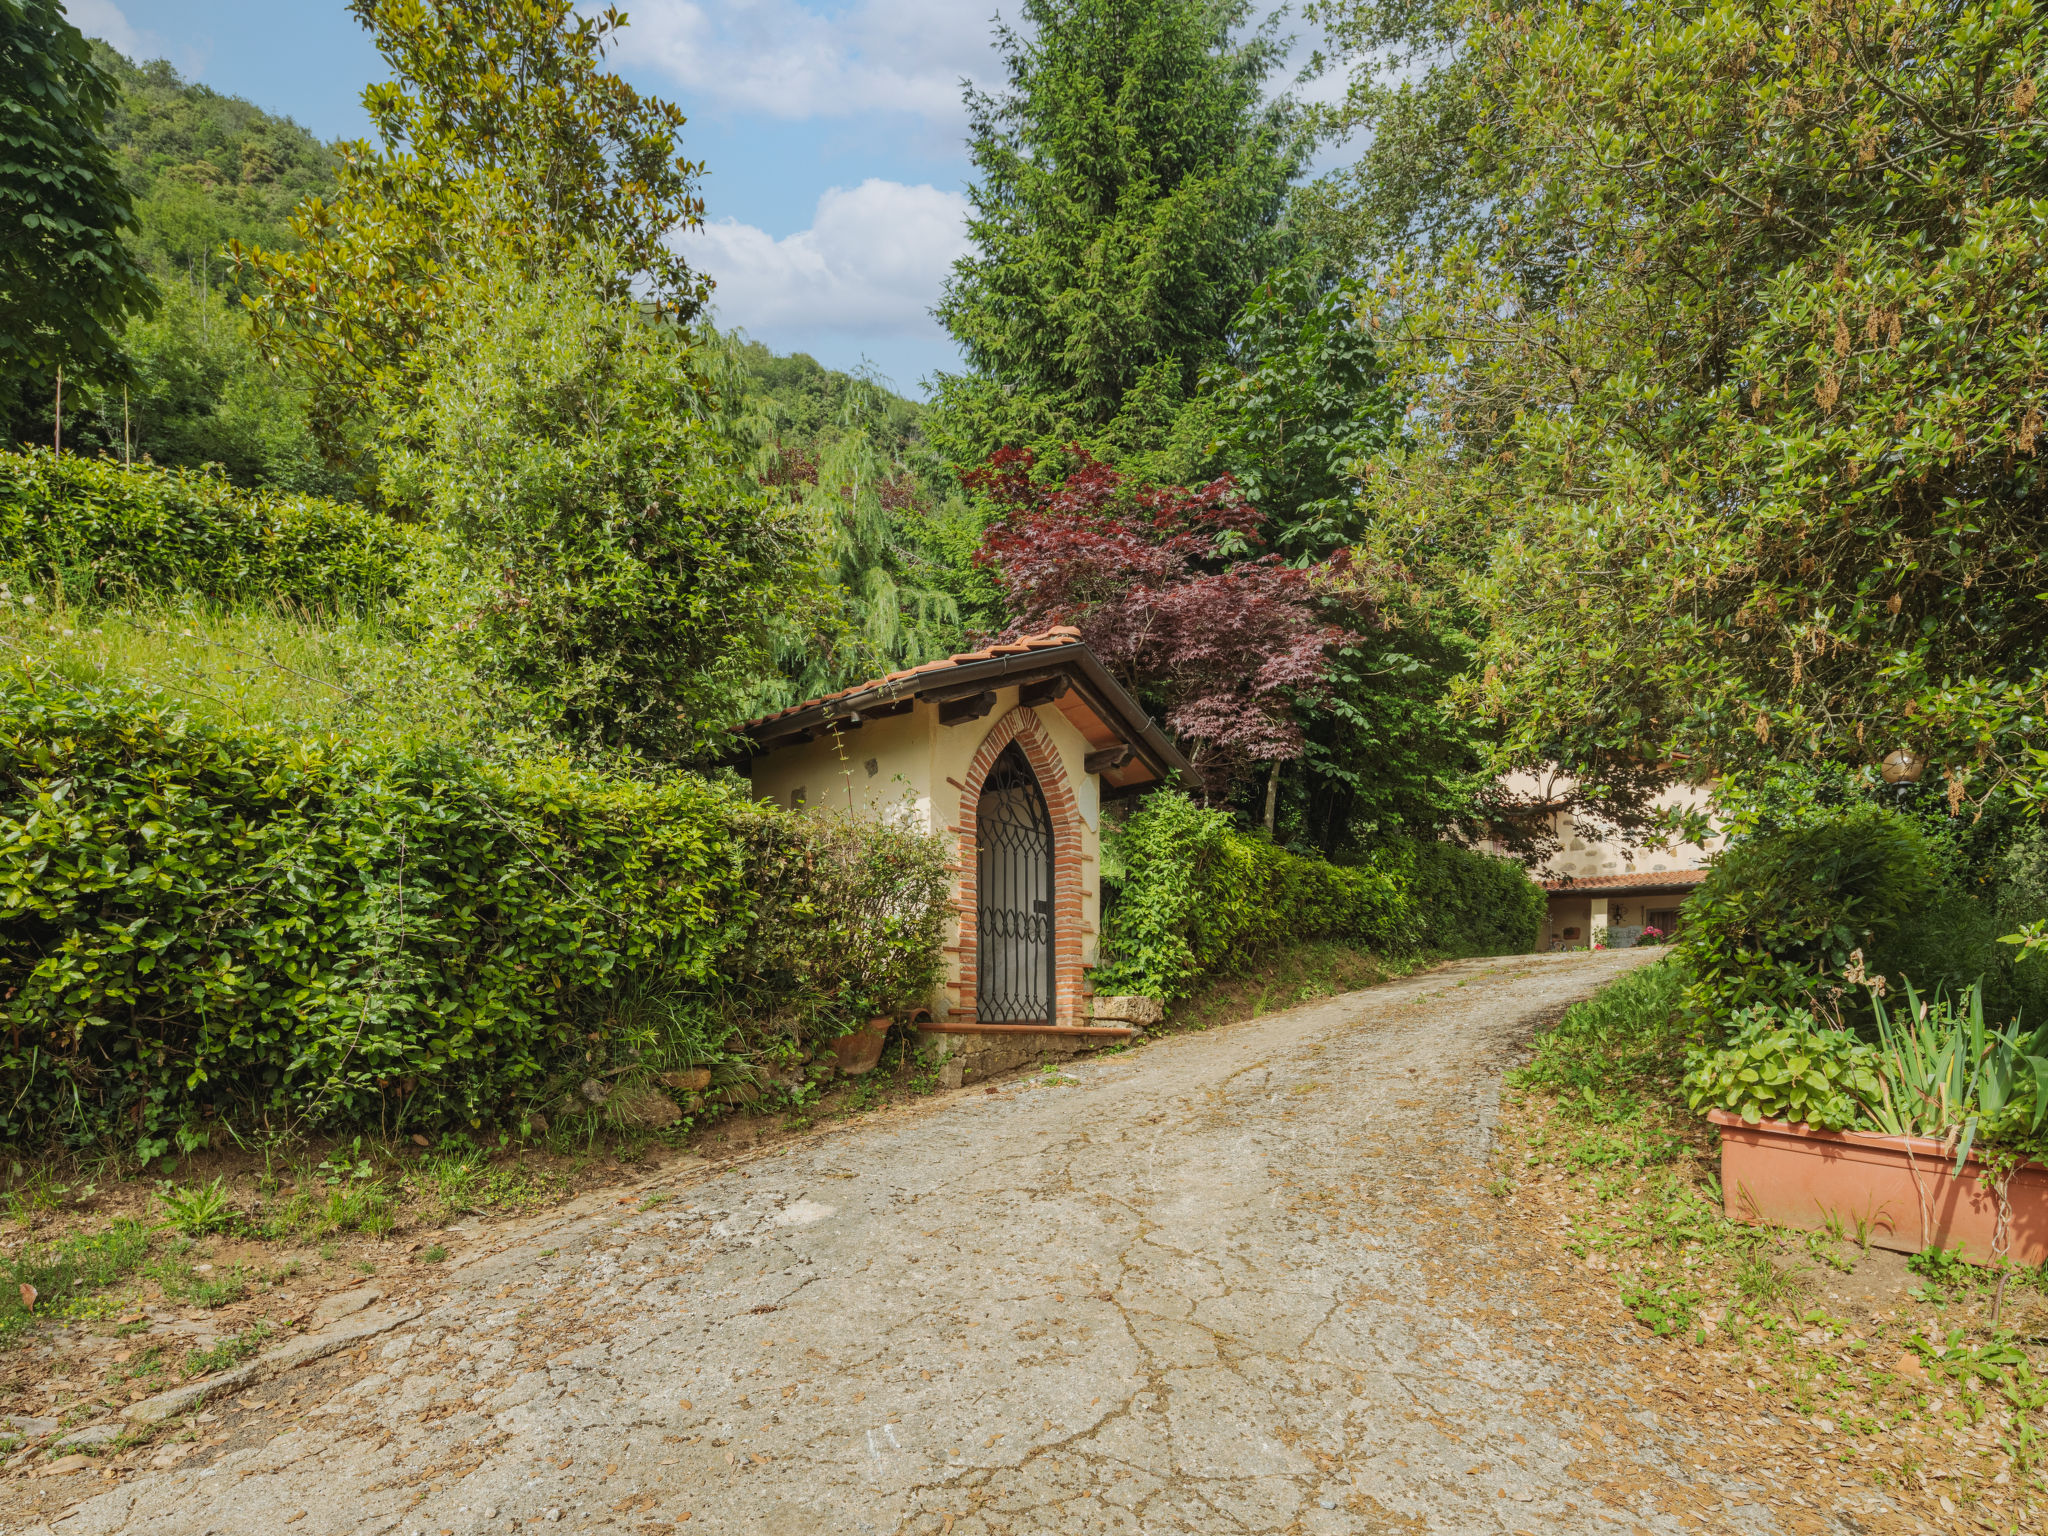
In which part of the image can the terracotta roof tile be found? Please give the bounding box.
[742,627,1085,732]
[1540,868,1709,893]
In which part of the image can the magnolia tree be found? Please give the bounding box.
[1361,0,2048,813]
[970,449,1360,795]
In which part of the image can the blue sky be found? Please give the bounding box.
[67,2,1340,399]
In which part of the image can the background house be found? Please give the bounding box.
[1490,774,1725,948]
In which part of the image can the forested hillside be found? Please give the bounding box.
[3,48,338,489]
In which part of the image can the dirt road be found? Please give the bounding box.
[24,950,1820,1536]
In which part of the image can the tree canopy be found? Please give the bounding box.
[1361,0,2048,813]
[0,0,155,379]
[236,0,710,456]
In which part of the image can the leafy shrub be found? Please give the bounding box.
[1398,837,1545,956]
[0,450,425,609]
[1677,803,1945,1019]
[1682,1004,1882,1130]
[1095,791,1414,1001]
[0,674,949,1148]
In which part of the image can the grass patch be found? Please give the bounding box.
[251,1180,395,1242]
[0,1219,153,1344]
[144,1247,249,1308]
[399,1140,558,1222]
[0,591,486,745]
[1159,941,1425,1034]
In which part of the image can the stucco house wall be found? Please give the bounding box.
[748,684,1104,1025]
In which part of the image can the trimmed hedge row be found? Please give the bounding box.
[0,450,426,608]
[1404,836,1547,957]
[1094,792,1418,1001]
[0,676,948,1149]
[1095,792,1543,1002]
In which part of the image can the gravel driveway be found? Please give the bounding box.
[26,948,1791,1536]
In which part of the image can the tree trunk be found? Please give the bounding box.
[1263,760,1281,836]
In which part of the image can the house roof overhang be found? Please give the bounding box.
[1539,869,1709,896]
[730,631,1195,793]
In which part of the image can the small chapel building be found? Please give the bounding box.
[734,629,1192,1066]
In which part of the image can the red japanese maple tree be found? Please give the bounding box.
[969,449,1365,793]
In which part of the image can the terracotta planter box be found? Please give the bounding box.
[1708,1109,2048,1267]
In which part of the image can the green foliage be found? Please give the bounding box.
[1682,1003,1882,1131]
[1095,790,1414,1000]
[1397,837,1543,956]
[1510,958,1688,1100]
[719,351,965,708]
[0,0,157,379]
[156,1176,234,1236]
[238,0,709,454]
[381,258,816,763]
[181,1322,269,1378]
[1206,269,1401,559]
[96,48,336,274]
[0,449,425,608]
[1371,0,2048,800]
[1619,1275,1703,1338]
[1863,979,2048,1163]
[0,673,950,1148]
[931,0,1301,475]
[3,47,342,486]
[0,1218,151,1344]
[1677,804,1945,1018]
[1293,0,1496,272]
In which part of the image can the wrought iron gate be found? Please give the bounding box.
[975,743,1055,1025]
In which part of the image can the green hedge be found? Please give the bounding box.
[0,450,426,608]
[0,675,948,1149]
[1095,792,1418,1001]
[1402,837,1547,957]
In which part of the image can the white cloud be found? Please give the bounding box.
[65,0,205,75]
[615,0,1000,124]
[681,178,971,338]
[63,0,150,56]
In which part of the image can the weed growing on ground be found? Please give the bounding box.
[144,1245,248,1308]
[181,1324,271,1379]
[157,1177,236,1236]
[400,1139,554,1222]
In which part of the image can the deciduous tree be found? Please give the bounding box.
[0,0,155,379]
[971,449,1353,792]
[1366,0,2048,810]
[236,0,708,457]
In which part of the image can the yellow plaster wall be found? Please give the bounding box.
[747,685,1104,1019]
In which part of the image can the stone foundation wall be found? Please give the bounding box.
[914,1029,1116,1089]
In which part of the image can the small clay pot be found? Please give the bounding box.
[831,1016,892,1076]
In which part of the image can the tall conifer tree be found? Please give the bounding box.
[931,0,1300,479]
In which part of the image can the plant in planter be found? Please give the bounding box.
[1683,1003,1881,1130]
[1692,978,2048,1268]
[1863,980,2048,1170]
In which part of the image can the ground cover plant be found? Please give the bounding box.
[1498,958,2048,1527]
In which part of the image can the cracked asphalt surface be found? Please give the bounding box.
[28,948,1780,1536]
